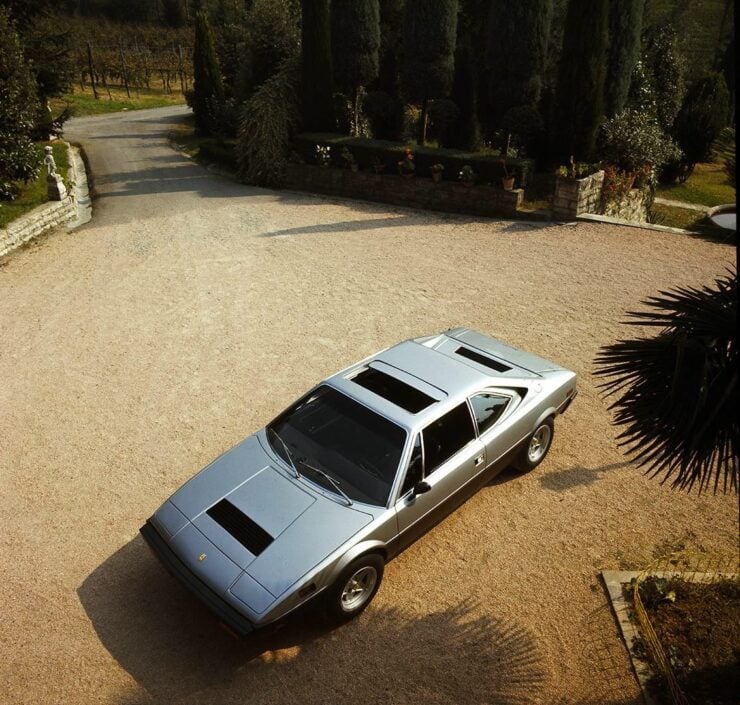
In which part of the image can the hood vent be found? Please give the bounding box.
[207,499,274,556]
[455,346,511,373]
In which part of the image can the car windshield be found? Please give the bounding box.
[267,385,406,506]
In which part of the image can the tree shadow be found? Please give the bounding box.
[79,536,548,705]
[538,461,633,492]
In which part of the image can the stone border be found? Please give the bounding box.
[0,142,90,260]
[601,570,657,705]
[577,213,692,234]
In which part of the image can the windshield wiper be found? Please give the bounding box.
[298,459,353,506]
[267,427,300,479]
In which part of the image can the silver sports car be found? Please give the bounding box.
[141,328,577,636]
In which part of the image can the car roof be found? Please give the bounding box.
[326,330,543,432]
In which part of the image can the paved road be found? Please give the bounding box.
[1,107,736,705]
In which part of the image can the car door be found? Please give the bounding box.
[468,389,528,473]
[394,402,485,544]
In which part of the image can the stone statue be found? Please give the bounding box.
[43,145,67,201]
[44,146,58,177]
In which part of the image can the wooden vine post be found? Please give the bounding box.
[86,42,99,99]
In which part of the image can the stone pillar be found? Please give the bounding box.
[553,170,605,220]
[47,174,67,201]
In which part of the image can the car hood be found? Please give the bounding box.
[167,434,374,597]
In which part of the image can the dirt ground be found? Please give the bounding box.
[0,107,736,705]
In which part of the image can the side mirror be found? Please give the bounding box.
[413,481,431,496]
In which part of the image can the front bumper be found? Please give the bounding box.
[140,519,255,637]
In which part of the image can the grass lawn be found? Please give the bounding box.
[51,85,185,117]
[0,142,70,230]
[656,163,736,207]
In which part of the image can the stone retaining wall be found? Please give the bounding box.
[553,171,605,220]
[0,145,77,259]
[603,188,649,222]
[284,164,524,218]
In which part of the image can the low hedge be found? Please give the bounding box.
[198,138,238,171]
[293,133,534,187]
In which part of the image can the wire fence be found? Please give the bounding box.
[631,552,739,705]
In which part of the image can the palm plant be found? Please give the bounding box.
[594,271,737,494]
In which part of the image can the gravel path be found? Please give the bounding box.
[1,106,736,705]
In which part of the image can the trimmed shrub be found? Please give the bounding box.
[605,0,644,117]
[301,0,335,132]
[192,10,226,135]
[599,109,682,173]
[364,90,404,140]
[427,98,460,148]
[237,57,301,187]
[446,22,480,151]
[293,132,534,186]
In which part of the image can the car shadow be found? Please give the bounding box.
[79,536,549,704]
[538,461,633,492]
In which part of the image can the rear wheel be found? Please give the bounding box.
[514,418,554,473]
[326,554,384,622]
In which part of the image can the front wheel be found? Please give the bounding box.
[514,418,554,473]
[326,554,384,622]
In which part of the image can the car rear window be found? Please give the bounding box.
[351,367,435,413]
[455,346,511,373]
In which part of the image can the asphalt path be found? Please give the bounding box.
[1,106,736,705]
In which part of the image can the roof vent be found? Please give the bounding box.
[207,500,274,556]
[455,346,511,373]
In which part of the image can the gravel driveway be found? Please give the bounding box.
[1,106,736,705]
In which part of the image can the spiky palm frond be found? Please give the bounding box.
[594,270,738,494]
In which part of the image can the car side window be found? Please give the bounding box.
[422,403,476,476]
[400,434,423,496]
[470,393,510,435]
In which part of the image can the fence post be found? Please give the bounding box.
[86,42,99,100]
[118,41,131,98]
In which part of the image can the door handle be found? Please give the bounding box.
[474,454,484,466]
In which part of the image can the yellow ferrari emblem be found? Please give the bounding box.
[198,553,207,561]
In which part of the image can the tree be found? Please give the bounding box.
[446,22,480,150]
[0,7,40,199]
[549,0,608,163]
[605,0,643,117]
[594,272,738,494]
[670,72,731,180]
[191,9,225,135]
[301,0,334,131]
[331,0,380,135]
[401,0,458,145]
[162,0,187,26]
[485,0,553,128]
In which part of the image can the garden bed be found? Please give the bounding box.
[637,577,739,705]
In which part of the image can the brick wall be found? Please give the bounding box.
[284,164,524,218]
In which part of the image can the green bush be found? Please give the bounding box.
[599,109,682,173]
[293,133,534,186]
[363,90,404,140]
[236,57,301,187]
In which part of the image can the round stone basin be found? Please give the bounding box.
[707,204,736,231]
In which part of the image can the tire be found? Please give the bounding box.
[326,554,384,622]
[513,418,554,473]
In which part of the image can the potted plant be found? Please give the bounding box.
[397,148,415,177]
[430,163,445,183]
[341,147,359,172]
[500,158,515,190]
[459,164,476,187]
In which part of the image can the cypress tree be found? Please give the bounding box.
[0,8,40,198]
[486,0,553,128]
[331,0,380,135]
[401,0,458,145]
[672,72,731,178]
[549,0,608,163]
[447,23,480,150]
[301,0,335,132]
[192,9,225,135]
[605,0,643,117]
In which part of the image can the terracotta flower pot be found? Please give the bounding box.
[432,172,443,183]
[501,176,515,190]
